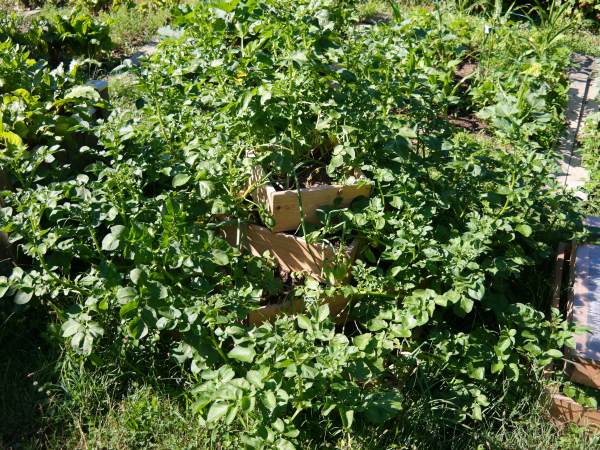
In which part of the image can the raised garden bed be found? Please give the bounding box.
[249,162,371,233]
[549,391,600,428]
[222,223,356,324]
[223,223,358,282]
[247,293,349,325]
[546,237,600,428]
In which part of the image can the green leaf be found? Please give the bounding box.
[491,361,504,374]
[119,300,139,319]
[130,268,143,285]
[101,233,120,251]
[227,345,255,363]
[317,304,329,322]
[339,407,354,430]
[198,180,215,199]
[240,396,254,412]
[0,131,23,146]
[14,290,33,305]
[116,286,136,304]
[457,297,474,315]
[246,370,264,387]
[545,349,563,359]
[472,403,483,421]
[468,366,485,380]
[275,439,295,450]
[172,174,190,188]
[290,51,308,64]
[262,390,277,412]
[61,319,81,337]
[211,249,229,266]
[128,316,148,339]
[206,402,229,423]
[353,333,372,351]
[367,318,387,331]
[515,224,532,237]
[297,314,312,330]
[273,418,285,432]
[65,85,101,101]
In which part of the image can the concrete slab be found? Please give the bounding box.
[557,54,599,198]
[571,244,600,361]
[127,40,159,66]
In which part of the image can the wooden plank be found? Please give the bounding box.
[565,240,578,323]
[268,183,372,232]
[248,294,349,325]
[551,242,568,310]
[566,357,600,390]
[223,224,357,282]
[549,393,600,428]
[250,164,372,232]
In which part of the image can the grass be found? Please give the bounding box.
[0,2,174,59]
[561,29,600,58]
[356,0,392,22]
[2,311,596,450]
[49,384,213,449]
[0,308,58,448]
[100,5,171,56]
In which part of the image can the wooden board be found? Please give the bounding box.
[551,242,569,310]
[566,357,600,390]
[248,294,349,325]
[250,164,372,232]
[223,224,357,282]
[550,393,600,428]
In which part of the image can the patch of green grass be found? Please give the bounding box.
[100,5,171,56]
[108,72,141,107]
[0,308,58,448]
[561,30,600,57]
[79,388,212,449]
[356,0,391,22]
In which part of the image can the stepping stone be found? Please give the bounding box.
[557,54,598,198]
[128,40,159,66]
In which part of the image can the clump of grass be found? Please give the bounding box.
[0,306,59,448]
[356,0,392,23]
[79,387,213,450]
[100,4,170,56]
[561,30,600,57]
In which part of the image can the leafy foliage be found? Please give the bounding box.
[0,0,587,447]
[580,111,600,214]
[0,10,112,64]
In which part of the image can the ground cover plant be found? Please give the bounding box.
[580,111,600,215]
[0,1,182,67]
[0,0,597,447]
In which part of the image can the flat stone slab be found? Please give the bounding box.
[557,54,598,198]
[585,216,600,237]
[566,243,600,388]
[128,40,159,66]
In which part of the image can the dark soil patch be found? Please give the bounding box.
[447,114,488,132]
[268,145,335,191]
[358,12,392,25]
[263,268,301,305]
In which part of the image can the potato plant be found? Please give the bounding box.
[0,0,587,447]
